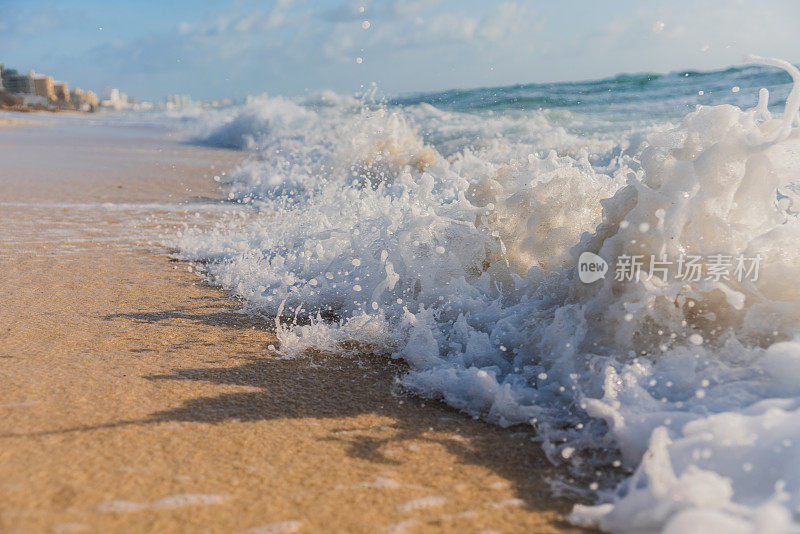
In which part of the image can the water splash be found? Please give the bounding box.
[174,59,800,532]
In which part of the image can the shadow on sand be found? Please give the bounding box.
[7,301,590,530]
[144,354,583,527]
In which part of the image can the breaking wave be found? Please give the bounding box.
[174,59,800,532]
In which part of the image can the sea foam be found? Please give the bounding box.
[174,59,800,532]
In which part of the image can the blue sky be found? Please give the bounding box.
[1,0,799,101]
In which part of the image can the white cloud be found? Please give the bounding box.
[478,2,539,43]
[390,0,435,19]
[318,1,542,62]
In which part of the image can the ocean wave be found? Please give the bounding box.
[174,58,800,533]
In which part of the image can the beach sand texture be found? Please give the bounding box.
[0,118,585,533]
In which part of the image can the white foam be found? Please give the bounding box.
[175,58,800,532]
[97,493,227,513]
[397,496,448,512]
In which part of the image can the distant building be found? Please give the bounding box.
[1,61,122,112]
[33,75,56,101]
[1,68,34,94]
[71,88,87,110]
[70,88,99,111]
[85,91,99,108]
[132,101,154,111]
[53,81,70,102]
[166,94,193,109]
[21,94,49,107]
[100,87,129,110]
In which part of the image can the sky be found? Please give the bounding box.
[1,0,799,102]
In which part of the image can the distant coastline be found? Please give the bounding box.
[0,95,80,115]
[0,60,139,114]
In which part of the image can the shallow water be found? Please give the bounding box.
[171,60,800,533]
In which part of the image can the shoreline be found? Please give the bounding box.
[0,116,587,533]
[0,116,44,129]
[0,104,90,115]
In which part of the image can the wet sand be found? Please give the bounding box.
[0,117,586,533]
[0,117,41,129]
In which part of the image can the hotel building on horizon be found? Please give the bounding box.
[0,62,99,111]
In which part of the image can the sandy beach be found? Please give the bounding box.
[0,116,585,533]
